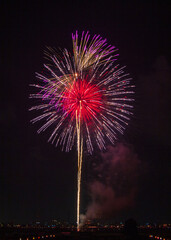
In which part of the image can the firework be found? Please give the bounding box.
[30,31,134,230]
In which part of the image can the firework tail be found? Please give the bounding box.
[76,104,83,231]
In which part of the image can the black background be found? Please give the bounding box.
[1,0,171,224]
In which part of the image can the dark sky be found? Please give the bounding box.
[1,0,171,225]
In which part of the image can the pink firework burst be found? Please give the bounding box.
[30,31,134,154]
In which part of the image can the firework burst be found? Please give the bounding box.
[30,31,134,230]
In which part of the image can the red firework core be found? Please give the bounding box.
[62,79,103,121]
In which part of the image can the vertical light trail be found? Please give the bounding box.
[76,102,83,231]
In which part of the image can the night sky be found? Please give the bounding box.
[1,1,171,225]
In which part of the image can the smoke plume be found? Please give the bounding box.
[85,143,140,221]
